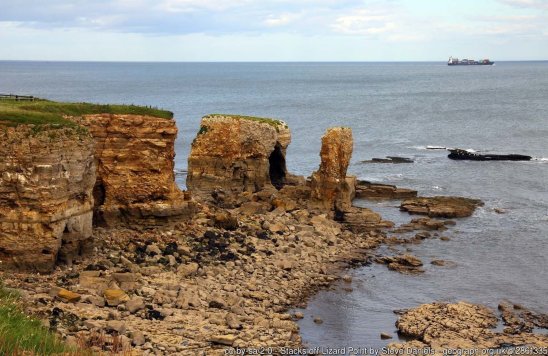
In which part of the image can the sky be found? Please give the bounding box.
[0,0,547,61]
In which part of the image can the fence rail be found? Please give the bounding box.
[0,94,35,101]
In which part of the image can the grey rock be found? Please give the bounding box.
[132,330,146,346]
[126,297,145,314]
[106,320,126,334]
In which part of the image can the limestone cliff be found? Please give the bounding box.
[0,125,95,271]
[79,114,194,226]
[187,115,291,195]
[310,127,354,211]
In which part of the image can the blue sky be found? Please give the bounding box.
[0,0,547,61]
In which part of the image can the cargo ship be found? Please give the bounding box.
[448,56,494,65]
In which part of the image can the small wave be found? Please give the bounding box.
[532,157,548,162]
[409,145,453,151]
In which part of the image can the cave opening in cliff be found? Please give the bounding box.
[269,143,286,190]
[92,180,106,226]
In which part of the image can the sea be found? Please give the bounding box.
[1,61,547,349]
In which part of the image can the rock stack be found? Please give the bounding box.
[187,114,291,195]
[310,127,354,211]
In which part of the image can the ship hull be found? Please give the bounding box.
[448,62,494,66]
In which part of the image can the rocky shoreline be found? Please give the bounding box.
[3,188,546,354]
[2,196,387,354]
[1,106,546,354]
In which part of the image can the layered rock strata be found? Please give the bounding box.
[187,115,291,195]
[310,127,354,211]
[79,114,194,226]
[0,125,96,271]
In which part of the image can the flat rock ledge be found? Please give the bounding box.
[400,196,484,218]
[387,301,548,354]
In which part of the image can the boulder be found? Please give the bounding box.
[209,334,236,346]
[377,255,424,274]
[126,297,145,314]
[104,289,130,306]
[105,320,126,334]
[57,288,82,303]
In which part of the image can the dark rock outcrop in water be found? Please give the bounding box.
[448,148,532,161]
[361,156,414,164]
[355,181,417,200]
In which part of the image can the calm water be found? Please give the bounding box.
[1,61,547,348]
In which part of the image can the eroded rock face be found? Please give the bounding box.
[310,127,354,211]
[0,126,95,271]
[187,115,291,195]
[80,114,194,226]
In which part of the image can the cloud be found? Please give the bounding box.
[331,10,396,35]
[0,0,360,35]
[1,0,547,57]
[498,0,548,10]
[264,13,300,27]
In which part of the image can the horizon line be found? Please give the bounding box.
[1,59,547,64]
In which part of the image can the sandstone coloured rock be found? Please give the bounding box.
[104,289,130,306]
[187,114,291,195]
[310,127,354,211]
[0,126,95,271]
[377,254,424,274]
[389,301,548,351]
[79,114,195,226]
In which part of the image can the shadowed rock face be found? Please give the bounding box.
[310,127,354,211]
[187,115,291,195]
[80,114,195,227]
[0,126,96,271]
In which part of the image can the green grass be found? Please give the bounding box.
[0,281,76,355]
[0,98,173,128]
[204,114,287,129]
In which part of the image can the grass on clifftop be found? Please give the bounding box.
[0,282,75,355]
[0,98,173,127]
[204,114,287,129]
